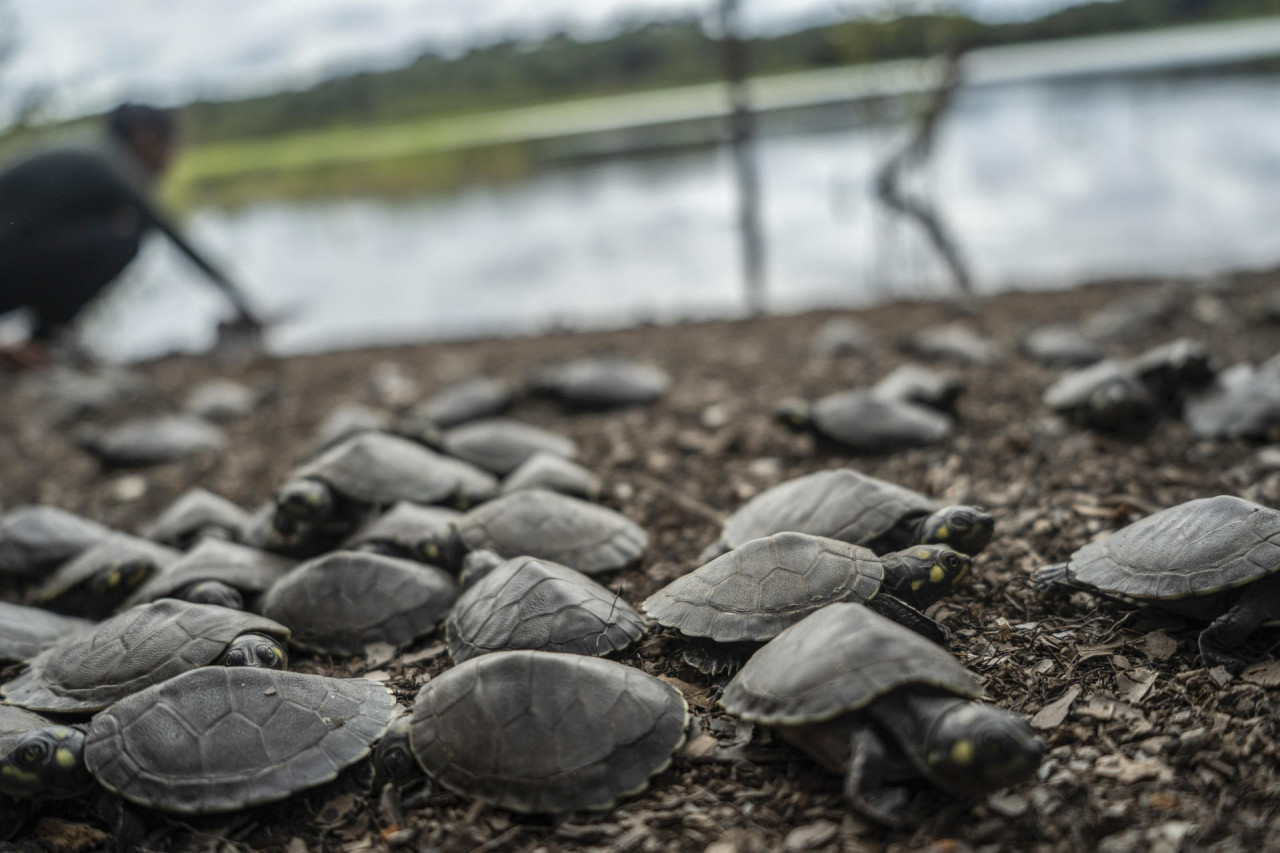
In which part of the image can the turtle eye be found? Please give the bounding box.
[946,554,961,569]
[223,647,248,666]
[951,515,971,530]
[256,644,284,669]
[18,741,47,767]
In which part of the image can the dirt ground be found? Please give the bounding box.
[2,271,1280,853]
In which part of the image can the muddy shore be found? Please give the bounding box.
[3,271,1279,853]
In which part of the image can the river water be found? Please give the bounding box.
[83,65,1280,360]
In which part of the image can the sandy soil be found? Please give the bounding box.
[2,271,1279,853]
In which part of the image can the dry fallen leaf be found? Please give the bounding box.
[1031,685,1081,730]
[1142,630,1179,662]
[1241,659,1280,688]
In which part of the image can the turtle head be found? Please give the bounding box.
[416,526,464,570]
[459,550,504,588]
[372,715,421,789]
[0,725,93,800]
[1086,380,1154,433]
[87,556,156,600]
[220,632,288,669]
[883,545,972,609]
[923,701,1044,796]
[919,505,994,556]
[773,398,812,432]
[275,478,334,524]
[179,580,245,611]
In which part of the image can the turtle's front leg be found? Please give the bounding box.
[867,594,951,645]
[843,726,912,827]
[1198,573,1280,671]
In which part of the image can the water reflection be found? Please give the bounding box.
[84,69,1280,361]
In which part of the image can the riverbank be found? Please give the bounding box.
[3,270,1279,851]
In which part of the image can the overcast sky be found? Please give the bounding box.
[2,0,1079,121]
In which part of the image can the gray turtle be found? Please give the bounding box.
[872,364,965,414]
[0,602,95,664]
[703,469,993,562]
[501,452,603,501]
[184,379,258,423]
[530,357,670,409]
[261,551,458,656]
[32,535,180,619]
[721,603,1044,826]
[407,650,687,813]
[1042,358,1157,433]
[812,318,872,357]
[305,403,393,458]
[1,599,289,713]
[1126,337,1215,406]
[1019,323,1103,367]
[446,554,646,663]
[340,502,464,564]
[644,533,969,674]
[140,488,253,549]
[1184,356,1280,440]
[0,705,92,801]
[411,377,515,428]
[900,324,1001,366]
[273,431,497,542]
[0,506,112,578]
[439,418,577,476]
[777,391,952,454]
[426,489,647,575]
[1083,287,1180,341]
[78,415,226,468]
[84,667,394,814]
[122,538,295,611]
[1034,495,1280,669]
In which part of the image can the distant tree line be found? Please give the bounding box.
[73,0,1280,143]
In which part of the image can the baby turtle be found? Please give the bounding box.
[872,365,965,414]
[84,667,394,814]
[702,469,993,561]
[1184,356,1280,440]
[1019,324,1103,367]
[811,318,872,357]
[261,551,458,656]
[0,705,92,800]
[432,489,647,575]
[32,535,180,619]
[2,599,288,713]
[644,533,968,674]
[0,602,95,664]
[776,391,952,454]
[305,403,393,457]
[122,539,295,611]
[184,378,258,423]
[273,431,497,541]
[0,506,112,578]
[140,488,253,549]
[1126,337,1214,406]
[439,418,577,476]
[78,415,226,468]
[340,502,463,564]
[407,650,687,813]
[1034,495,1280,669]
[446,554,646,663]
[411,377,515,428]
[530,357,670,409]
[501,452,603,501]
[1042,358,1157,433]
[1083,287,1180,341]
[900,324,1001,366]
[721,603,1043,826]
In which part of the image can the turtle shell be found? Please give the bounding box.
[261,551,458,655]
[872,365,965,413]
[441,419,576,476]
[1065,496,1280,600]
[0,506,112,578]
[455,490,647,574]
[414,378,515,428]
[808,391,952,452]
[643,533,885,643]
[721,469,937,553]
[122,539,294,609]
[290,432,497,509]
[0,602,95,663]
[34,535,180,608]
[1042,359,1151,411]
[140,489,252,549]
[0,704,57,754]
[409,650,687,813]
[501,453,603,501]
[721,603,980,726]
[340,502,463,562]
[531,358,670,408]
[81,415,227,468]
[85,667,393,814]
[447,556,645,662]
[1,599,290,713]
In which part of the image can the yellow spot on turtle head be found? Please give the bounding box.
[911,579,925,591]
[55,749,75,769]
[426,544,440,560]
[1,765,36,782]
[950,739,975,765]
[51,728,72,738]
[106,571,121,588]
[935,525,949,540]
[930,564,946,584]
[914,549,932,560]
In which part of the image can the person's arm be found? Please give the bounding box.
[144,207,260,325]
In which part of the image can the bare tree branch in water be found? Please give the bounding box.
[874,49,972,295]
[718,0,766,315]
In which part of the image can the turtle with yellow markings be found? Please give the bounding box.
[31,534,179,619]
[721,603,1044,827]
[644,533,971,675]
[0,705,92,801]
